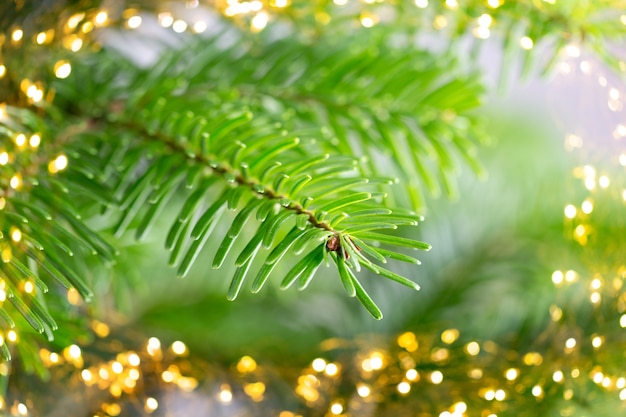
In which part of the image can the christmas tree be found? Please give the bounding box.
[1,0,625,416]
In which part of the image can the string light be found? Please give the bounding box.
[520,36,534,50]
[127,15,143,29]
[251,12,269,31]
[12,29,24,42]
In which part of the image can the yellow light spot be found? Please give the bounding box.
[171,340,187,355]
[469,368,483,379]
[24,280,34,294]
[553,370,564,383]
[54,61,72,79]
[169,18,189,34]
[7,330,16,342]
[112,361,123,374]
[532,385,543,397]
[445,0,458,8]
[29,134,41,148]
[565,338,576,349]
[619,153,626,166]
[311,358,326,372]
[15,133,26,147]
[620,388,626,401]
[397,331,418,352]
[0,152,8,165]
[591,336,602,348]
[621,15,626,25]
[581,199,593,214]
[430,370,443,384]
[49,352,59,363]
[397,381,411,394]
[465,341,480,356]
[272,0,289,7]
[620,314,626,328]
[251,12,269,32]
[357,383,371,397]
[406,368,419,381]
[590,277,602,290]
[330,402,343,415]
[159,13,174,27]
[147,337,161,355]
[95,11,108,26]
[369,351,384,370]
[219,385,233,402]
[193,21,207,33]
[505,368,519,381]
[441,328,459,344]
[415,0,429,7]
[81,21,94,33]
[520,36,534,50]
[495,389,506,401]
[590,292,601,304]
[67,288,81,305]
[129,368,140,380]
[55,154,68,171]
[12,29,24,42]
[477,14,493,27]
[431,348,449,362]
[585,178,595,190]
[10,228,21,243]
[550,305,563,321]
[551,270,564,285]
[473,26,490,39]
[453,402,467,413]
[324,362,339,376]
[243,382,265,401]
[71,37,83,52]
[128,15,143,29]
[145,397,158,413]
[68,344,81,359]
[484,389,495,400]
[564,204,576,218]
[523,352,543,366]
[434,15,448,29]
[0,197,5,210]
[487,0,501,7]
[237,355,257,373]
[1,246,12,263]
[617,377,626,389]
[36,32,47,44]
[81,369,92,381]
[92,320,110,337]
[593,371,604,384]
[565,44,581,58]
[360,13,378,28]
[161,370,174,382]
[599,175,610,188]
[0,65,5,78]
[565,270,577,282]
[104,403,121,416]
[67,13,85,29]
[16,403,27,416]
[571,368,580,378]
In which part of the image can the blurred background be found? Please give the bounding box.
[3,2,625,416]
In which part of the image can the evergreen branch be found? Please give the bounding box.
[38,45,433,316]
[81,29,486,211]
[0,107,113,340]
